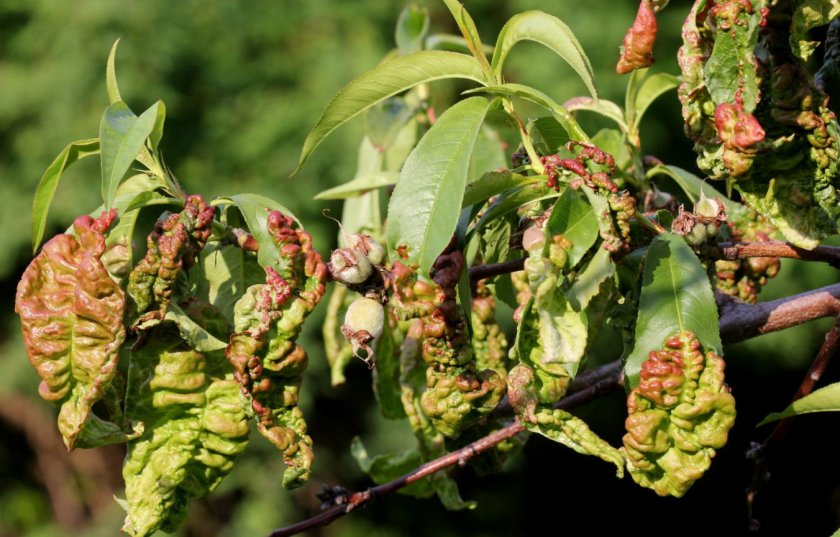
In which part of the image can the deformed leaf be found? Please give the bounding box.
[16,211,125,449]
[492,11,598,99]
[387,96,495,275]
[223,193,300,268]
[193,243,265,322]
[625,234,721,388]
[622,331,736,497]
[567,246,615,310]
[122,326,250,537]
[32,138,100,252]
[758,382,840,426]
[790,0,840,61]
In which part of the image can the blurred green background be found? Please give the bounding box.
[1,1,839,536]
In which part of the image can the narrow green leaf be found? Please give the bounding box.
[647,165,741,210]
[148,100,167,151]
[163,303,228,352]
[467,83,589,142]
[297,51,486,172]
[395,5,430,55]
[441,0,494,81]
[492,11,597,99]
[471,183,557,238]
[350,438,434,498]
[567,247,615,310]
[387,96,495,275]
[223,194,300,269]
[630,72,679,133]
[314,172,399,200]
[462,170,541,208]
[106,39,122,105]
[372,312,407,420]
[425,33,494,55]
[545,188,598,268]
[758,382,840,426]
[99,101,161,210]
[625,233,721,387]
[564,96,628,132]
[32,138,99,252]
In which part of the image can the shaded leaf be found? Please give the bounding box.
[297,51,486,171]
[163,302,228,353]
[387,96,495,275]
[759,382,840,426]
[628,71,679,133]
[32,138,99,252]
[567,246,615,310]
[564,96,628,132]
[365,97,416,150]
[193,244,265,321]
[351,437,434,497]
[791,0,840,61]
[648,165,741,209]
[395,5,430,55]
[492,11,597,98]
[372,316,407,419]
[462,170,540,208]
[625,233,721,387]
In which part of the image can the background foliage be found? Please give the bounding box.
[1,0,839,535]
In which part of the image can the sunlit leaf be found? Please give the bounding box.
[759,382,840,426]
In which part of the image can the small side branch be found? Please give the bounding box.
[711,241,840,268]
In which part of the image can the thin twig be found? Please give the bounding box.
[745,316,840,530]
[268,361,624,537]
[468,257,525,283]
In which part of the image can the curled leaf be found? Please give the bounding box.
[622,331,736,497]
[16,211,125,448]
[122,326,250,537]
[616,0,658,75]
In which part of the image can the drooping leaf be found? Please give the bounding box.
[758,382,840,426]
[395,4,430,55]
[387,96,495,275]
[296,51,486,171]
[790,0,840,61]
[122,326,250,536]
[468,83,589,142]
[461,170,541,208]
[314,172,399,200]
[32,138,100,252]
[627,71,679,133]
[223,194,300,268]
[564,96,628,132]
[647,164,740,209]
[163,302,228,353]
[545,188,598,268]
[622,331,735,497]
[99,101,162,210]
[625,233,721,387]
[567,246,615,310]
[524,407,624,476]
[372,314,407,419]
[492,11,597,99]
[16,211,125,449]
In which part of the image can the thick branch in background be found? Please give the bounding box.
[270,272,840,537]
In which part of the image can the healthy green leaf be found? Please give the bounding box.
[462,170,541,208]
[32,138,99,252]
[625,233,722,387]
[468,83,589,142]
[387,96,495,275]
[628,71,679,133]
[545,188,598,267]
[758,382,840,426]
[492,11,597,99]
[194,244,269,321]
[100,101,162,210]
[148,101,167,151]
[297,51,486,171]
[567,247,615,310]
[351,437,434,497]
[313,172,399,200]
[106,39,122,104]
[468,125,507,182]
[223,194,300,268]
[395,5,430,55]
